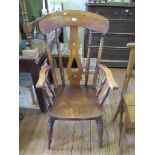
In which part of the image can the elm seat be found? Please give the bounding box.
[50,86,103,120]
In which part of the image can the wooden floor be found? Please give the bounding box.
[19,68,135,155]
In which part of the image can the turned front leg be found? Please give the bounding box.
[96,116,104,148]
[47,117,55,149]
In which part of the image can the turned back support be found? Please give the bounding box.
[39,10,109,87]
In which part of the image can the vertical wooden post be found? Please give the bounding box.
[85,30,92,86]
[92,33,105,87]
[20,0,33,49]
[44,34,58,88]
[47,117,55,149]
[96,77,106,97]
[99,86,110,106]
[55,29,65,86]
[122,44,135,91]
[44,0,49,13]
[96,116,103,148]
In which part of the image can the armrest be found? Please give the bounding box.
[36,65,53,88]
[98,64,119,90]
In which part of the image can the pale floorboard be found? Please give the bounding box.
[19,68,135,155]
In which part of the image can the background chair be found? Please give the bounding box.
[36,10,118,149]
[112,43,135,154]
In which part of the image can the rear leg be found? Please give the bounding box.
[47,116,55,149]
[96,116,104,148]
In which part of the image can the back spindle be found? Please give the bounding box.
[99,86,110,106]
[96,76,106,97]
[43,34,58,88]
[55,29,65,86]
[85,30,92,86]
[92,33,105,87]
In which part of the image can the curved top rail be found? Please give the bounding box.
[39,10,109,34]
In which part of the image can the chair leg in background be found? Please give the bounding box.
[119,103,125,155]
[112,98,123,122]
[112,103,121,122]
[119,123,125,155]
[19,112,24,121]
[96,116,103,148]
[47,117,55,149]
[119,101,124,131]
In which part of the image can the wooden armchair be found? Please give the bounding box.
[36,10,118,149]
[112,43,135,154]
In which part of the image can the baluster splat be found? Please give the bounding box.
[67,27,83,86]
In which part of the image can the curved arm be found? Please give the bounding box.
[36,65,53,88]
[98,64,119,90]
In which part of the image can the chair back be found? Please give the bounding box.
[39,10,109,88]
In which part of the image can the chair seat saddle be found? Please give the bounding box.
[49,86,103,120]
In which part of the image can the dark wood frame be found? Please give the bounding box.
[19,0,62,112]
[84,2,135,67]
[19,31,62,112]
[19,0,50,49]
